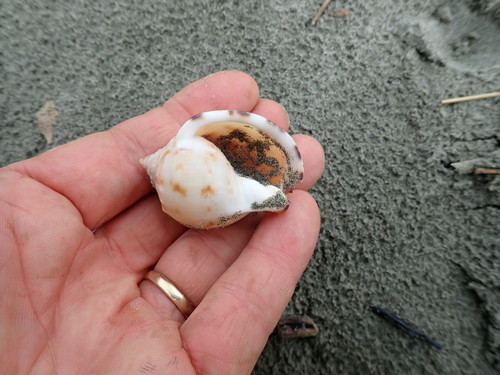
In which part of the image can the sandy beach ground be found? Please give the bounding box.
[1,1,499,373]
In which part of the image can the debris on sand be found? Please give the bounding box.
[332,8,351,18]
[441,92,500,104]
[276,315,319,338]
[369,306,443,350]
[311,0,332,26]
[450,159,499,175]
[35,101,59,144]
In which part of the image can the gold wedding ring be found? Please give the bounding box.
[145,270,194,318]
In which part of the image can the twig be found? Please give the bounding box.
[474,167,500,175]
[369,306,443,350]
[440,92,500,104]
[276,316,319,338]
[311,0,332,25]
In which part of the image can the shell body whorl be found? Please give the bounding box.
[140,110,303,229]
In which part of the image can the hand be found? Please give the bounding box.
[0,71,325,374]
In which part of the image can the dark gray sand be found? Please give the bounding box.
[1,1,499,373]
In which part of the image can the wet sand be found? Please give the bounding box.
[2,1,499,373]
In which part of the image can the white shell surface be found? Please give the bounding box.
[140,110,304,229]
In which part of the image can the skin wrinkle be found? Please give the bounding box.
[94,193,188,274]
[106,300,189,374]
[27,340,57,375]
[1,218,39,373]
[172,239,222,301]
[1,170,81,223]
[164,93,203,126]
[182,311,261,375]
[243,257,295,329]
[108,121,151,173]
[90,272,140,327]
[253,241,308,288]
[84,331,122,375]
[0,220,16,272]
[174,225,258,302]
[94,304,142,373]
[17,234,48,329]
[99,227,139,274]
[18,249,53,374]
[163,72,259,126]
[87,130,150,230]
[34,230,91,319]
[47,338,58,374]
[87,108,177,229]
[190,229,236,269]
[180,341,202,375]
[181,331,237,375]
[125,227,161,271]
[6,165,85,224]
[58,269,139,373]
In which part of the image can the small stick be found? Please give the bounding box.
[276,316,319,338]
[332,8,351,18]
[369,306,443,350]
[440,92,500,104]
[311,0,332,25]
[474,167,500,175]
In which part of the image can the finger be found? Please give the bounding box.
[8,71,260,230]
[163,71,261,125]
[181,191,320,374]
[251,98,289,131]
[293,134,325,190]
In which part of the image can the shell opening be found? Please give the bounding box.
[195,121,299,189]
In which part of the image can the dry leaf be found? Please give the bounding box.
[35,101,59,144]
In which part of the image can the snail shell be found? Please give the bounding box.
[140,110,303,229]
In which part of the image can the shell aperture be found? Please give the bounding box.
[140,110,303,229]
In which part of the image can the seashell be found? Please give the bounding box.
[140,110,303,229]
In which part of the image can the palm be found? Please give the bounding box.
[0,71,324,374]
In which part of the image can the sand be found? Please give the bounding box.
[1,1,499,373]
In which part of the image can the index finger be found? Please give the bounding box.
[7,71,260,229]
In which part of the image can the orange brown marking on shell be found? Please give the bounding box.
[171,182,187,197]
[200,185,215,197]
[156,176,165,185]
